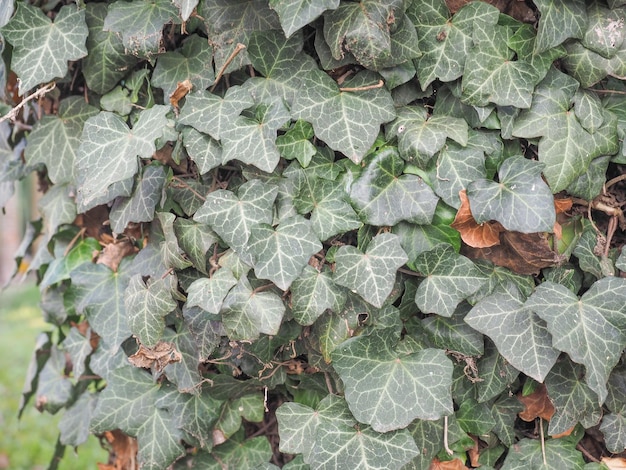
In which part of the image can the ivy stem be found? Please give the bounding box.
[443,416,453,455]
[170,176,207,201]
[540,417,547,466]
[397,267,422,277]
[0,82,56,124]
[210,43,246,93]
[252,284,275,294]
[605,173,626,190]
[339,80,385,92]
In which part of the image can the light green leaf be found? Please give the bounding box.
[413,244,486,317]
[292,69,395,163]
[276,120,316,167]
[387,106,468,166]
[465,283,559,382]
[110,164,167,234]
[178,86,254,141]
[422,303,483,356]
[103,0,179,58]
[393,221,461,266]
[533,0,587,53]
[269,0,339,38]
[1,3,88,94]
[193,179,278,262]
[83,3,137,95]
[562,40,626,88]
[349,147,439,226]
[70,260,133,352]
[248,215,321,290]
[512,68,619,192]
[174,218,218,274]
[332,329,453,432]
[187,269,238,315]
[24,97,98,185]
[181,127,223,175]
[290,265,347,326]
[62,326,93,378]
[527,278,626,403]
[125,274,177,347]
[501,437,585,470]
[294,176,361,241]
[221,275,285,340]
[407,0,500,89]
[76,106,170,208]
[545,358,602,435]
[152,34,215,97]
[323,0,405,70]
[173,0,199,22]
[334,233,408,308]
[40,238,100,290]
[467,155,555,233]
[456,398,496,435]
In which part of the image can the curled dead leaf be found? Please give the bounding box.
[98,430,138,470]
[429,457,469,470]
[451,190,505,248]
[128,341,182,373]
[602,457,626,469]
[169,79,193,108]
[517,383,554,422]
[97,238,137,272]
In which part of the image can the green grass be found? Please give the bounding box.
[0,284,108,470]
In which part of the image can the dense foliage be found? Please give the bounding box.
[2,0,626,468]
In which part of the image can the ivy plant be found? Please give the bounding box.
[1,0,626,468]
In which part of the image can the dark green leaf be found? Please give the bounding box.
[533,0,587,53]
[290,265,347,325]
[269,0,339,38]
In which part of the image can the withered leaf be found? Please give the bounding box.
[169,79,193,108]
[128,341,182,373]
[451,189,505,248]
[97,238,137,272]
[429,457,469,470]
[602,457,626,469]
[98,430,138,470]
[517,383,554,422]
[445,0,536,23]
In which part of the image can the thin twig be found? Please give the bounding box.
[210,43,246,93]
[540,418,547,466]
[590,88,626,95]
[339,80,385,92]
[576,443,600,463]
[605,173,626,190]
[397,267,422,277]
[443,416,454,455]
[0,82,56,124]
[170,176,207,201]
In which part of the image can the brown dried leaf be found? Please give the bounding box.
[554,197,573,214]
[128,341,182,373]
[169,79,193,108]
[429,457,469,470]
[445,0,536,22]
[98,430,138,470]
[602,457,626,469]
[468,436,480,467]
[74,205,111,242]
[451,190,505,248]
[97,238,137,272]
[517,383,554,422]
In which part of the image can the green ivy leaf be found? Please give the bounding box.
[248,215,321,290]
[103,0,179,59]
[465,284,559,382]
[349,147,439,226]
[61,326,93,378]
[59,392,97,447]
[35,345,73,414]
[221,275,285,340]
[187,269,238,315]
[512,68,619,192]
[76,106,170,208]
[334,233,408,308]
[161,325,202,393]
[83,3,137,95]
[600,412,626,453]
[24,97,98,185]
[183,305,223,359]
[582,2,626,59]
[475,341,520,403]
[527,277,626,402]
[269,0,339,38]
[413,244,486,317]
[158,212,193,270]
[422,303,484,357]
[292,69,395,163]
[467,155,555,233]
[290,265,347,326]
[152,34,215,98]
[533,0,587,53]
[408,0,500,89]
[40,237,100,291]
[500,437,585,469]
[457,398,496,435]
[333,330,453,432]
[183,435,273,468]
[1,3,88,94]
[394,221,461,266]
[173,218,218,274]
[172,0,198,22]
[125,274,177,347]
[181,127,223,175]
[193,179,278,262]
[276,120,316,167]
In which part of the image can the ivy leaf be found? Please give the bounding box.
[110,164,167,234]
[1,3,88,94]
[600,413,626,453]
[103,0,179,59]
[38,184,77,240]
[407,0,500,89]
[40,238,100,290]
[35,345,73,414]
[221,275,286,340]
[152,34,215,98]
[467,155,555,233]
[527,277,626,403]
[333,330,453,432]
[512,68,619,192]
[187,270,238,315]
[334,233,408,308]
[322,0,404,70]
[582,2,626,59]
[545,358,602,435]
[276,120,316,167]
[290,265,347,326]
[162,325,202,393]
[178,87,254,141]
[158,212,193,270]
[24,97,98,185]
[269,0,339,38]
[387,106,468,167]
[83,3,137,95]
[248,215,321,290]
[91,367,185,469]
[500,437,585,470]
[193,179,278,262]
[173,0,199,22]
[59,392,97,447]
[76,106,170,208]
[294,176,361,241]
[422,303,484,357]
[183,305,223,359]
[181,127,223,175]
[292,69,395,163]
[70,260,133,352]
[125,274,177,347]
[61,326,93,378]
[183,435,273,468]
[174,218,218,274]
[533,0,587,53]
[465,284,559,382]
[349,147,439,226]
[413,244,486,317]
